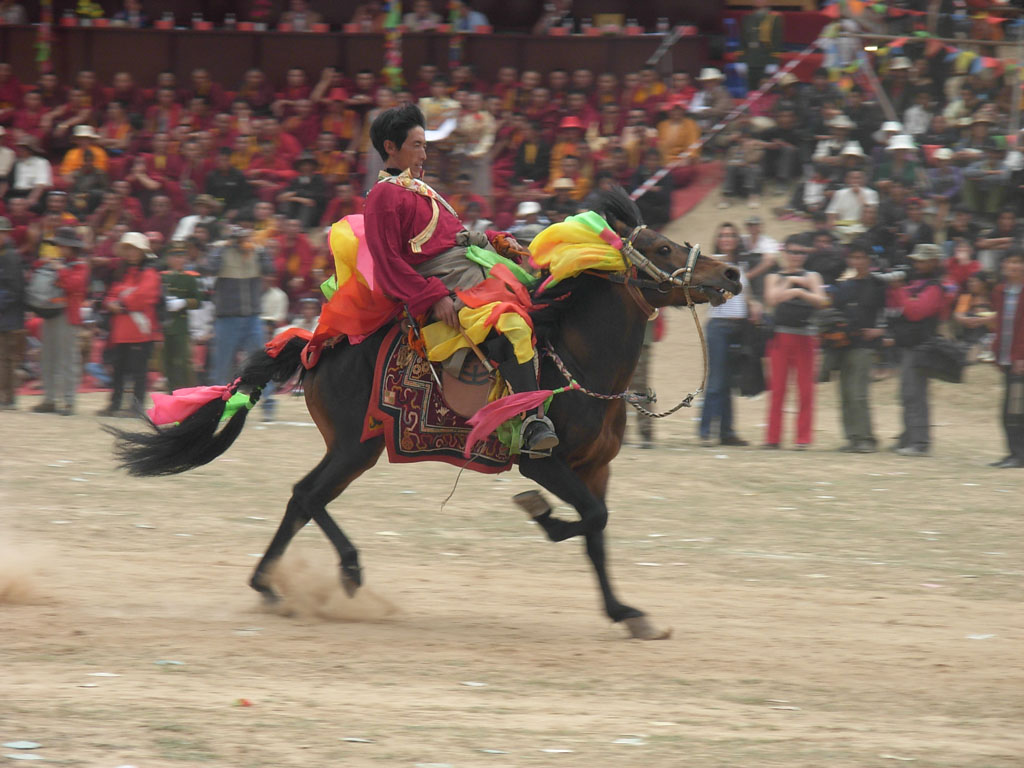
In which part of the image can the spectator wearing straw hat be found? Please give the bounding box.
[888,243,947,456]
[98,232,162,417]
[59,124,109,182]
[31,226,89,415]
[690,68,732,131]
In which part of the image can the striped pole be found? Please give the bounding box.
[630,42,821,201]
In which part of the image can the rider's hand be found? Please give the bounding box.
[432,295,459,329]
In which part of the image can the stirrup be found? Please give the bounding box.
[520,414,559,457]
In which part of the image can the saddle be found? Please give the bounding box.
[361,326,514,473]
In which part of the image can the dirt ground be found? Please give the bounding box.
[2,188,1022,768]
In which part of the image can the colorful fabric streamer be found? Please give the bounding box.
[529,211,628,290]
[147,384,233,426]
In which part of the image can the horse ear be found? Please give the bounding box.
[595,186,643,237]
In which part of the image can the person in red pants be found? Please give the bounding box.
[763,234,828,449]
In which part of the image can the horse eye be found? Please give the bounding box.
[658,245,672,256]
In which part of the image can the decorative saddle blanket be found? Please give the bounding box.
[361,325,514,474]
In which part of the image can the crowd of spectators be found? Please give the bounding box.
[0,25,1022,460]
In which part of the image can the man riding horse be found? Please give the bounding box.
[365,104,559,455]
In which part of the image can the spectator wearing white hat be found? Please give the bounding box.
[98,232,162,417]
[870,121,903,165]
[872,134,924,197]
[881,56,914,115]
[812,114,856,172]
[59,124,109,183]
[510,201,547,245]
[926,148,962,235]
[689,68,732,131]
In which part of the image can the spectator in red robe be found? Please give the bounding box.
[146,88,184,136]
[35,72,67,110]
[525,87,560,142]
[184,97,213,132]
[245,139,294,202]
[283,98,321,149]
[447,173,490,219]
[409,64,439,101]
[12,90,46,140]
[208,112,236,150]
[491,66,520,112]
[108,71,145,116]
[562,89,599,131]
[273,217,325,307]
[272,68,312,118]
[141,194,179,243]
[664,71,697,112]
[257,118,302,164]
[0,62,22,126]
[592,72,620,111]
[319,180,364,226]
[188,68,229,112]
[73,70,106,115]
[238,69,275,116]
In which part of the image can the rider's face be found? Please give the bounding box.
[387,126,427,178]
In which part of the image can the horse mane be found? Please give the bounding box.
[592,185,644,232]
[528,186,641,341]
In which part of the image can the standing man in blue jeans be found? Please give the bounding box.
[208,221,273,387]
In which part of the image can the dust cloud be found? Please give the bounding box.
[0,542,47,604]
[262,551,398,622]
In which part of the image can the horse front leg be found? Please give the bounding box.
[516,458,670,639]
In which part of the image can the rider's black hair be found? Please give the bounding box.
[370,104,426,163]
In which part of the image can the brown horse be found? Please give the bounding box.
[108,188,741,639]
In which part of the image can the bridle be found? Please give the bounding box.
[559,223,711,419]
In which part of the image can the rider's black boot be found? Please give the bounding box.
[497,357,559,455]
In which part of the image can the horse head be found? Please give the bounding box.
[595,187,742,308]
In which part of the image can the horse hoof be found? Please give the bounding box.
[341,564,362,598]
[623,616,672,640]
[512,489,551,519]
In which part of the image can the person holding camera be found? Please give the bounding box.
[763,234,828,449]
[207,217,273,386]
[887,243,947,456]
[831,241,887,453]
[30,227,90,415]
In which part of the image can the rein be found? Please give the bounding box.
[556,225,710,418]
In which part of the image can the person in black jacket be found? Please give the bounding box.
[632,148,673,230]
[205,147,253,220]
[0,217,25,409]
[513,121,551,185]
[277,153,327,228]
[831,241,888,452]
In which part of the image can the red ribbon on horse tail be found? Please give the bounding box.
[148,384,234,426]
[463,390,554,458]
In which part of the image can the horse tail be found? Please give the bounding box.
[106,336,308,477]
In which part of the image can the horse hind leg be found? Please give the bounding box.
[249,438,384,602]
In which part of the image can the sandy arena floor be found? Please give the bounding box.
[2,188,1022,767]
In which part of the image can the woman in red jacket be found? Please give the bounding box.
[98,232,162,417]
